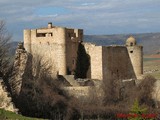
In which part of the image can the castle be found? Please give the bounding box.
[0,23,145,112]
[24,23,143,82]
[4,22,160,116]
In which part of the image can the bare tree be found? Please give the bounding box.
[0,20,11,78]
[16,55,70,119]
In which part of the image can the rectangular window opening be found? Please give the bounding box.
[37,33,46,37]
[37,32,53,37]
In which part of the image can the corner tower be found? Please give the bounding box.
[126,36,143,79]
[23,23,83,76]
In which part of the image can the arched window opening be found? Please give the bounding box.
[130,51,133,53]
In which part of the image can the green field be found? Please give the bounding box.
[0,109,44,120]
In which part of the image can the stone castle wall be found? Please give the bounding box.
[84,44,137,80]
[102,46,136,81]
[127,46,143,79]
[24,24,143,81]
[63,86,90,97]
[83,43,103,79]
[24,24,83,76]
[10,43,32,97]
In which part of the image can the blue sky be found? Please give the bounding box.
[0,0,160,41]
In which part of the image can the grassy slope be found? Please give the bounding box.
[0,109,44,120]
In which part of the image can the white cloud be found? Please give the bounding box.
[38,14,58,18]
[0,0,160,40]
[81,3,95,6]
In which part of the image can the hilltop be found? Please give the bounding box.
[84,32,160,54]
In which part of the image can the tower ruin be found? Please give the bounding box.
[24,23,83,76]
[126,36,143,79]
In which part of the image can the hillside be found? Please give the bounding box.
[10,33,160,55]
[8,41,18,56]
[84,33,160,54]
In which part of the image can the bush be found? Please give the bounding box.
[16,55,78,119]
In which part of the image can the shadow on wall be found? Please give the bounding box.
[104,47,137,81]
[102,47,138,103]
[75,43,90,79]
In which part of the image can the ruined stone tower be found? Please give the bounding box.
[84,36,143,80]
[24,23,83,76]
[126,36,143,79]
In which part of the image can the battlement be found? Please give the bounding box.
[24,23,83,47]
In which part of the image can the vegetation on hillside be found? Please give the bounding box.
[0,20,12,81]
[13,55,79,119]
[0,108,43,120]
[72,75,159,119]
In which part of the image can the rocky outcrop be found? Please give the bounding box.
[9,42,32,98]
[0,78,18,112]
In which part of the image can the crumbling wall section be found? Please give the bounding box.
[83,43,102,79]
[0,78,18,112]
[10,43,32,98]
[63,86,90,97]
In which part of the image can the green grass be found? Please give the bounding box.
[0,108,44,120]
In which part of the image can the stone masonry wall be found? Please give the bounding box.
[102,46,136,81]
[84,43,137,81]
[10,43,32,98]
[0,78,17,112]
[127,46,143,79]
[63,86,90,97]
[24,25,83,76]
[83,43,102,79]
